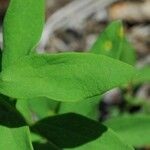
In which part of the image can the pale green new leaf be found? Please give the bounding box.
[105,114,150,147]
[66,128,134,150]
[120,38,136,65]
[90,21,136,65]
[91,21,124,58]
[0,125,33,150]
[2,0,45,69]
[0,53,136,102]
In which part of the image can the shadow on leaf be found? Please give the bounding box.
[31,113,107,148]
[33,142,62,150]
[0,94,26,127]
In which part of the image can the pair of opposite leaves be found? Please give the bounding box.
[0,1,142,150]
[0,0,136,103]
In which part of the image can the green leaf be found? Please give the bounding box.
[2,0,45,69]
[120,38,136,65]
[16,98,59,124]
[25,98,58,118]
[105,114,150,147]
[0,53,136,102]
[91,21,124,58]
[134,66,150,84]
[58,22,135,119]
[65,128,134,150]
[0,125,33,150]
[90,21,136,65]
[31,133,56,150]
[31,132,44,143]
[16,99,33,124]
[59,96,100,120]
[0,95,26,127]
[0,49,2,72]
[31,113,107,148]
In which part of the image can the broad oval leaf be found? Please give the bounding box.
[2,0,45,69]
[0,53,136,102]
[105,114,150,147]
[58,22,136,120]
[0,125,33,150]
[31,113,107,148]
[65,128,134,150]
